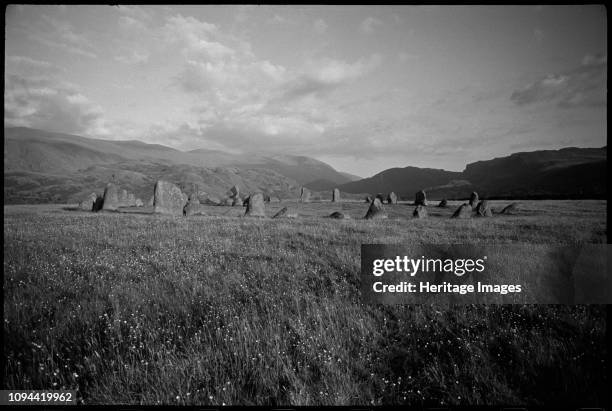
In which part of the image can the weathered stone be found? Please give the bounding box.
[475,200,493,217]
[329,211,350,219]
[232,196,242,207]
[135,198,144,207]
[153,180,186,215]
[245,192,266,217]
[387,192,398,204]
[78,192,97,211]
[272,207,297,218]
[264,194,271,203]
[127,193,136,207]
[413,205,428,218]
[224,198,234,206]
[229,185,240,198]
[364,198,387,219]
[300,187,311,203]
[415,190,427,206]
[451,203,472,219]
[438,199,448,208]
[102,183,120,211]
[332,188,340,202]
[500,203,519,215]
[147,196,154,207]
[469,192,479,210]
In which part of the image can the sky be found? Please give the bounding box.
[4,5,607,177]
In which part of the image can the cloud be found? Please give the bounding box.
[313,18,328,34]
[361,17,382,34]
[5,55,63,75]
[4,73,107,136]
[510,54,606,108]
[398,52,418,63]
[114,50,149,65]
[27,14,98,58]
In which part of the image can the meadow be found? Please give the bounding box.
[3,200,608,406]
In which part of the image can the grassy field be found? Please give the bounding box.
[3,200,608,406]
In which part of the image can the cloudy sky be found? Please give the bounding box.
[4,5,607,176]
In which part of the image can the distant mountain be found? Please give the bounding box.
[338,166,462,200]
[338,147,607,200]
[3,127,352,204]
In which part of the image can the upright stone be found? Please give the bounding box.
[476,200,492,217]
[332,188,340,203]
[147,196,154,207]
[120,189,129,207]
[232,196,242,207]
[102,183,120,211]
[300,187,311,203]
[127,193,136,207]
[469,192,479,210]
[365,196,372,203]
[153,180,186,215]
[413,205,428,218]
[387,192,398,204]
[415,190,427,206]
[364,198,387,220]
[135,198,144,207]
[451,203,472,219]
[245,192,266,217]
[438,199,448,208]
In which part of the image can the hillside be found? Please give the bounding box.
[339,147,606,200]
[3,127,354,204]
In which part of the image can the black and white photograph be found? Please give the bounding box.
[3,4,608,407]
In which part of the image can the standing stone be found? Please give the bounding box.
[127,193,136,207]
[364,198,387,220]
[500,203,519,214]
[387,192,398,204]
[264,194,271,203]
[93,195,104,212]
[415,190,427,206]
[272,207,297,219]
[332,188,340,203]
[300,187,311,203]
[224,198,234,206]
[451,203,472,219]
[469,192,479,210]
[232,196,242,207]
[102,183,120,211]
[183,196,207,217]
[153,180,186,215]
[413,205,428,218]
[476,200,493,217]
[229,185,240,198]
[147,196,154,207]
[365,196,372,203]
[438,199,448,208]
[78,192,97,211]
[245,192,266,217]
[135,198,144,207]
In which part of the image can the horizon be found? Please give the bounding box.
[5,5,607,177]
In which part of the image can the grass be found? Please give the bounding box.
[3,200,607,406]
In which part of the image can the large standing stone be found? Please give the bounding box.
[272,207,297,219]
[475,200,493,217]
[153,180,186,215]
[300,187,311,203]
[332,188,340,202]
[387,192,398,204]
[438,199,448,208]
[102,183,120,211]
[364,198,387,220]
[451,203,472,219]
[183,196,207,217]
[78,192,97,211]
[413,205,428,218]
[415,190,427,206]
[469,192,479,210]
[245,192,266,217]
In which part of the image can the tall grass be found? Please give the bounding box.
[3,201,607,406]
